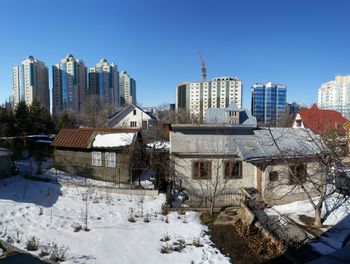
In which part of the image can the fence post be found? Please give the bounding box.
[119,168,121,188]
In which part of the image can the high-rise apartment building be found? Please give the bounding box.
[52,54,87,115]
[251,82,287,126]
[119,71,136,106]
[12,56,49,109]
[318,75,350,119]
[89,59,119,107]
[176,76,242,120]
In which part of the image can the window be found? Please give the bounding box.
[133,109,137,115]
[193,161,211,179]
[289,164,307,184]
[224,160,242,179]
[296,120,302,127]
[92,151,102,166]
[105,152,116,168]
[269,171,278,182]
[130,121,137,127]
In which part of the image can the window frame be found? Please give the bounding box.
[105,152,116,168]
[130,121,137,127]
[224,160,242,179]
[92,151,102,167]
[289,164,307,184]
[269,170,279,182]
[192,160,212,179]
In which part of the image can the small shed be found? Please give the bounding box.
[52,128,143,183]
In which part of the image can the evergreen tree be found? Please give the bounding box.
[15,101,30,135]
[0,106,15,136]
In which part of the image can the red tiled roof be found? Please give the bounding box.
[299,104,348,135]
[52,128,140,149]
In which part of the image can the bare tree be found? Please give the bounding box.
[172,134,235,215]
[262,127,348,227]
[79,94,114,127]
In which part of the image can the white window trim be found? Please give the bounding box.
[105,152,116,168]
[92,151,102,167]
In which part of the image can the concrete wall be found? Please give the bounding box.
[54,149,131,183]
[172,155,256,193]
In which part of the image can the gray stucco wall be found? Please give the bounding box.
[172,155,256,193]
[262,161,325,205]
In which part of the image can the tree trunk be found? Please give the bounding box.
[210,196,216,216]
[314,206,322,227]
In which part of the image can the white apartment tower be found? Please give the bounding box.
[119,71,136,106]
[318,75,350,119]
[176,76,242,120]
[89,59,119,107]
[12,56,50,109]
[52,54,88,115]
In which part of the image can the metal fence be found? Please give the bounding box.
[183,191,243,209]
[14,159,155,190]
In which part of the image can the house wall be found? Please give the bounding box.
[113,107,153,129]
[262,161,325,204]
[54,149,131,183]
[172,155,256,193]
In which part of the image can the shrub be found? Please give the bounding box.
[173,238,186,252]
[176,207,186,215]
[160,233,171,242]
[71,223,82,232]
[26,236,40,251]
[161,204,169,216]
[128,208,136,223]
[192,237,203,247]
[160,243,172,254]
[49,242,69,262]
[39,245,50,257]
[143,213,150,223]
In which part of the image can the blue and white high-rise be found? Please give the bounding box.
[119,71,136,106]
[89,59,119,107]
[12,56,49,109]
[251,82,287,126]
[52,55,87,115]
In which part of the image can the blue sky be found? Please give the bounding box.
[1,0,349,109]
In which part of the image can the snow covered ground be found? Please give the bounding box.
[270,194,350,255]
[0,176,230,263]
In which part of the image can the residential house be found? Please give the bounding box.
[52,128,143,183]
[105,104,156,130]
[170,124,326,205]
[205,102,257,126]
[293,104,348,155]
[293,104,348,135]
[0,147,14,178]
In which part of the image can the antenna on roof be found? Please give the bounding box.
[199,52,207,81]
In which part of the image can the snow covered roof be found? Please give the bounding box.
[53,128,139,149]
[93,133,135,148]
[147,141,170,150]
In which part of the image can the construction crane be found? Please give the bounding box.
[199,52,207,81]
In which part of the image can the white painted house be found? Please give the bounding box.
[105,104,156,130]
